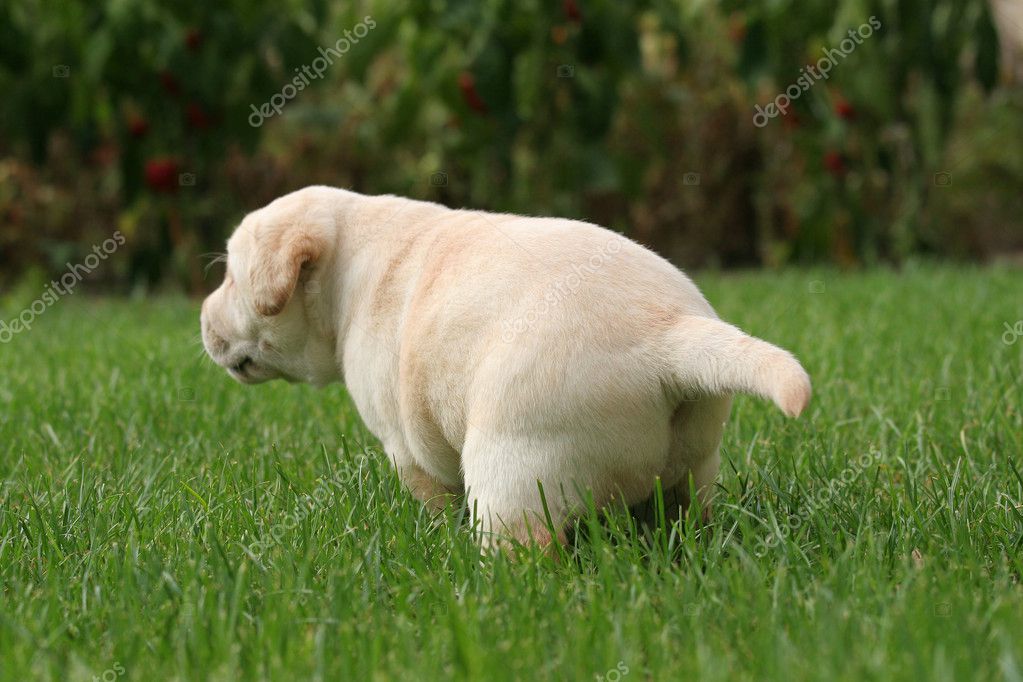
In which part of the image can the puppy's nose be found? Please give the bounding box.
[231,356,253,374]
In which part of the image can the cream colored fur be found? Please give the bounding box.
[201,186,811,548]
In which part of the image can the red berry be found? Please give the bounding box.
[834,96,855,120]
[823,150,846,177]
[185,102,212,130]
[727,12,747,44]
[563,0,582,23]
[457,71,488,115]
[185,28,203,52]
[159,70,181,97]
[127,115,149,138]
[144,157,180,193]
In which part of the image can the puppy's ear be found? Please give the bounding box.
[250,222,327,316]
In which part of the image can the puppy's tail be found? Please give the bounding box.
[664,315,811,417]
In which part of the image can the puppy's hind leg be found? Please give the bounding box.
[631,396,731,529]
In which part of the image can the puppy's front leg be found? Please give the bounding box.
[461,435,569,553]
[385,443,459,513]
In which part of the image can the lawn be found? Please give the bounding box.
[1,265,1021,681]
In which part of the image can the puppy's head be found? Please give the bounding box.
[201,187,341,386]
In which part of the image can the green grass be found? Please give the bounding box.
[1,265,1022,681]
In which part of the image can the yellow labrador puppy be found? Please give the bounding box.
[201,186,810,548]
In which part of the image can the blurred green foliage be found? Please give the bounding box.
[0,0,1020,292]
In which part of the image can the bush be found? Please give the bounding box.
[0,0,1015,292]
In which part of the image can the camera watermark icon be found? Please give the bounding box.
[430,171,448,187]
[934,172,952,186]
[178,172,196,187]
[557,64,575,78]
[178,387,196,402]
[679,386,703,403]
[683,172,701,186]
[52,65,70,78]
[683,603,701,616]
[305,279,323,320]
[808,280,826,294]
[1002,321,1022,345]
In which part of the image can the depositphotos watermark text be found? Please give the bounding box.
[0,231,126,344]
[753,16,881,127]
[248,16,376,127]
